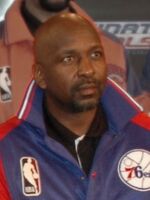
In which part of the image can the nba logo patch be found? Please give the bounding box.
[20,157,41,196]
[0,66,12,102]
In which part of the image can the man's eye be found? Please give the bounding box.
[91,51,102,59]
[63,56,74,64]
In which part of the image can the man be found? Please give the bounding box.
[0,13,150,200]
[0,0,127,124]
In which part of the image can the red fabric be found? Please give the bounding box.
[134,91,150,114]
[131,112,150,131]
[0,117,21,140]
[0,117,21,199]
[0,159,11,200]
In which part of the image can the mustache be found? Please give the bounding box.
[72,78,101,92]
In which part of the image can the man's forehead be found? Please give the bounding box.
[36,13,98,39]
[45,28,101,51]
[35,13,102,55]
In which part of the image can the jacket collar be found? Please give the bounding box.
[18,78,142,135]
[101,78,142,133]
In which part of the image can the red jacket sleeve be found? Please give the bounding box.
[0,159,12,200]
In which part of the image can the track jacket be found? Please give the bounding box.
[0,0,127,123]
[0,79,150,200]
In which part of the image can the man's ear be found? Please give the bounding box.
[33,63,47,89]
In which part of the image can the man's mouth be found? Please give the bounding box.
[77,83,98,96]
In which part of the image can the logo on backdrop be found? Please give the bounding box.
[20,157,41,196]
[118,149,150,191]
[96,21,150,49]
[0,66,12,102]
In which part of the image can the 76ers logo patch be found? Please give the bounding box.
[118,149,150,191]
[20,157,41,196]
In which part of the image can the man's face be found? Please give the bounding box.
[36,24,107,113]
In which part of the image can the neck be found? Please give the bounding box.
[45,99,98,136]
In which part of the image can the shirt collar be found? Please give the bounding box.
[43,101,107,145]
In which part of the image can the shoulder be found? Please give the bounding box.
[131,112,150,131]
[0,117,22,140]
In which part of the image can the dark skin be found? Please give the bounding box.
[34,13,107,136]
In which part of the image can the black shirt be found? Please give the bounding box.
[43,103,107,175]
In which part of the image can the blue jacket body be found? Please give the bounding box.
[0,79,150,200]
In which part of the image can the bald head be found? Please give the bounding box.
[34,13,102,64]
[33,13,107,113]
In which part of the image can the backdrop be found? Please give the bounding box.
[0,0,150,81]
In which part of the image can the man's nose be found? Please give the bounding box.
[77,57,95,77]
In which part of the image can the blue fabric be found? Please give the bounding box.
[0,80,150,200]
